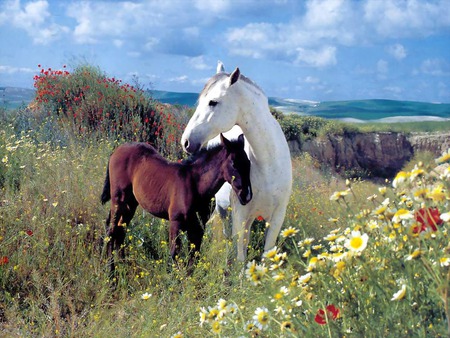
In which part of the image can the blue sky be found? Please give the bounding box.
[1,0,449,102]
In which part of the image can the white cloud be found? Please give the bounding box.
[295,46,337,67]
[169,75,188,83]
[304,76,320,84]
[0,65,34,74]
[0,0,68,44]
[420,59,450,76]
[363,0,450,37]
[186,56,213,71]
[387,43,407,60]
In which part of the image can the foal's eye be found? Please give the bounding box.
[208,100,218,107]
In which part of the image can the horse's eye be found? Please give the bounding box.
[209,100,218,107]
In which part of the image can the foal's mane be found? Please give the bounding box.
[180,142,225,166]
[199,72,265,99]
[181,138,242,166]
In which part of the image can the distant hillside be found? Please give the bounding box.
[149,90,198,106]
[0,87,35,109]
[2,87,450,123]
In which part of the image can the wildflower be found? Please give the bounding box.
[378,186,387,196]
[315,305,340,325]
[245,261,268,285]
[413,187,429,200]
[410,165,425,181]
[440,211,450,222]
[427,184,446,202]
[413,208,443,233]
[171,332,183,338]
[298,237,315,247]
[211,321,221,334]
[393,171,410,188]
[263,247,278,260]
[392,209,414,223]
[199,307,208,326]
[0,256,9,265]
[391,284,407,301]
[298,272,312,285]
[141,292,152,300]
[405,249,423,261]
[280,226,299,238]
[25,229,33,236]
[280,321,294,332]
[324,233,339,241]
[439,257,450,267]
[436,148,450,164]
[344,231,369,253]
[330,189,350,201]
[253,307,270,329]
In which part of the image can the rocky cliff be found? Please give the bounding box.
[288,132,450,178]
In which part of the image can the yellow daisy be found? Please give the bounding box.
[344,231,369,253]
[392,209,414,223]
[391,284,407,301]
[280,226,299,238]
[253,307,270,329]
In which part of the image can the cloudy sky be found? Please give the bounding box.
[1,0,449,102]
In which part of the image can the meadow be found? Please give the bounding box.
[0,65,449,337]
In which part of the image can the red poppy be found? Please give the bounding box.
[26,229,33,236]
[0,256,9,266]
[256,216,264,221]
[315,305,340,325]
[413,208,443,233]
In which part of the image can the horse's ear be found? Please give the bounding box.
[220,133,231,148]
[237,133,245,147]
[217,60,225,74]
[229,68,240,86]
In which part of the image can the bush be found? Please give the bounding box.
[32,64,187,157]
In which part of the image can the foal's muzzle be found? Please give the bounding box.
[238,186,253,206]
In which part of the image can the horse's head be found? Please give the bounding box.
[221,133,252,205]
[181,64,242,154]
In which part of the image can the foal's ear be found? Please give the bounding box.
[237,133,245,147]
[220,133,231,148]
[229,68,240,86]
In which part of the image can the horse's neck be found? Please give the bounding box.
[192,153,226,199]
[237,94,289,168]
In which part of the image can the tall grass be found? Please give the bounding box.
[1,66,449,337]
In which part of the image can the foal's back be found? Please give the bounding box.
[108,143,185,218]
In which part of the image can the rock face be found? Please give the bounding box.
[288,132,450,178]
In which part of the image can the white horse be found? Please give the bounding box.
[181,63,292,261]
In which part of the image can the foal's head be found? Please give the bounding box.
[221,133,252,205]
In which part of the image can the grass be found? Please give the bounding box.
[1,119,449,337]
[1,65,449,337]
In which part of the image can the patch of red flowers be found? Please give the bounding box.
[315,304,340,325]
[413,207,443,233]
[0,256,9,266]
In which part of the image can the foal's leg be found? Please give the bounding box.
[168,220,182,260]
[115,199,138,260]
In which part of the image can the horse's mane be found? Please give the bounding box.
[199,72,265,99]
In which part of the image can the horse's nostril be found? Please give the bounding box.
[184,139,189,150]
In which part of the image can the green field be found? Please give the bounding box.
[1,66,449,337]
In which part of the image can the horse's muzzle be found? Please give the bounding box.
[183,139,201,154]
